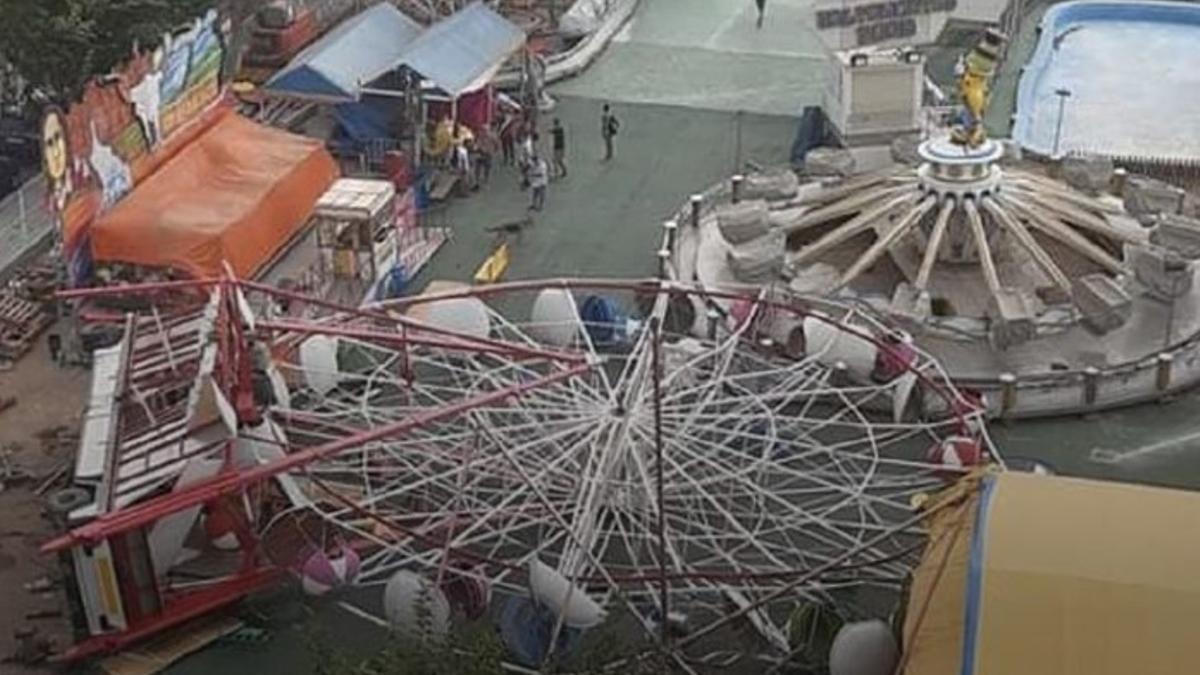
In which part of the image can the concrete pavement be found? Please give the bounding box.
[413,95,798,288]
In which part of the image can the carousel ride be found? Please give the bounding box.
[672,32,1200,418]
[46,276,993,671]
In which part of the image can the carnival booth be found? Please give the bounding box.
[264,2,424,168]
[86,112,336,279]
[264,1,525,171]
[47,9,338,287]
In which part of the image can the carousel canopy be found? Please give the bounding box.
[265,2,424,101]
[905,471,1200,675]
[90,113,337,278]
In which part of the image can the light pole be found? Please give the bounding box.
[1052,87,1072,157]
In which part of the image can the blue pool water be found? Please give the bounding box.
[1012,0,1200,162]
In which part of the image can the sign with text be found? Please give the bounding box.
[814,0,956,49]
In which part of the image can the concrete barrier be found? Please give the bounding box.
[492,0,641,89]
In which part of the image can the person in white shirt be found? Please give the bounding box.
[519,132,535,166]
[527,152,549,211]
[453,140,472,191]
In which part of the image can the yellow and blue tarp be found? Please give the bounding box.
[904,471,1200,675]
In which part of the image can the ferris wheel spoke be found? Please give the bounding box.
[208,278,997,665]
[650,427,887,554]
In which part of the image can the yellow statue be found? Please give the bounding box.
[951,29,1007,149]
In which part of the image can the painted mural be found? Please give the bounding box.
[43,9,229,254]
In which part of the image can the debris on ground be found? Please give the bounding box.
[484,216,534,235]
[34,461,70,495]
[0,292,53,364]
[3,627,54,665]
[0,444,33,490]
[6,259,62,305]
[99,614,242,675]
[23,577,56,593]
[36,426,79,455]
[25,609,62,620]
[216,625,272,646]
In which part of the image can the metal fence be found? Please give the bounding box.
[0,175,55,279]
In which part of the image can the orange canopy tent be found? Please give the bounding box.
[89,113,338,279]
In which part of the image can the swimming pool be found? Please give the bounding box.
[1012,0,1200,163]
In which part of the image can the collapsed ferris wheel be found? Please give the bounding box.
[48,276,993,670]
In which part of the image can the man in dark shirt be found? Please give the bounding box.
[755,0,767,28]
[601,104,619,161]
[551,118,567,178]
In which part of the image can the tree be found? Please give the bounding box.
[0,0,214,106]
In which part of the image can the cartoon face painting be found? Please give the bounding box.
[42,110,72,211]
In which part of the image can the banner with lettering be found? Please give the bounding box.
[813,0,957,50]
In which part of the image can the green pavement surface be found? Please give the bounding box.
[553,0,829,116]
[412,94,797,287]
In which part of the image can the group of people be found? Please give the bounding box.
[442,101,622,212]
[498,103,621,212]
[447,125,495,193]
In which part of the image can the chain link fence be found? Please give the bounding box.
[0,175,54,280]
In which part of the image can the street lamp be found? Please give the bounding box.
[1052,87,1072,157]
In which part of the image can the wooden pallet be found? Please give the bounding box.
[0,293,51,361]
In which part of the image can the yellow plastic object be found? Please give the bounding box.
[333,249,357,277]
[951,29,1006,148]
[474,243,511,284]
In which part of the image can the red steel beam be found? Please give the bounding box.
[57,278,221,299]
[43,361,594,553]
[60,274,977,426]
[257,318,587,365]
[240,279,588,365]
[56,566,281,663]
[64,278,588,366]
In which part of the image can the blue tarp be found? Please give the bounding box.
[333,96,399,143]
[402,2,525,96]
[265,3,422,101]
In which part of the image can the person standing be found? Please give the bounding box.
[527,152,549,211]
[755,0,767,28]
[551,118,567,178]
[453,139,473,192]
[475,129,496,185]
[519,131,537,181]
[499,112,516,165]
[47,333,62,366]
[601,103,619,161]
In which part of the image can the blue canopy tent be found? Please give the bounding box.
[265,3,423,101]
[264,2,525,168]
[401,2,526,97]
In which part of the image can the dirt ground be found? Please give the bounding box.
[0,321,90,672]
